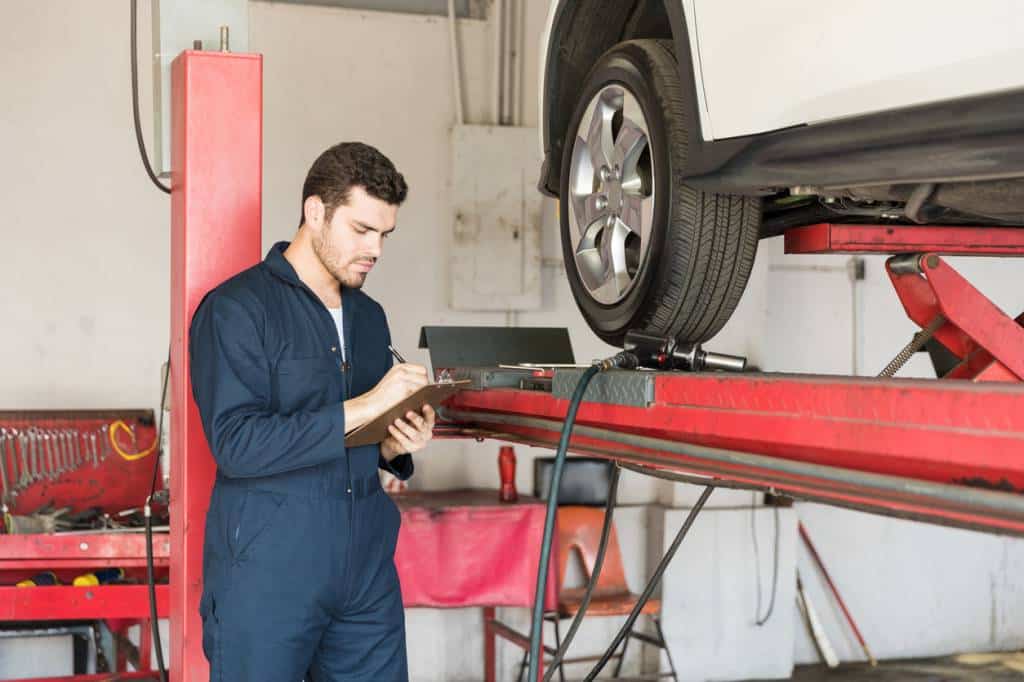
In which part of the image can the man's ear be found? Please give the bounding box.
[303,196,326,232]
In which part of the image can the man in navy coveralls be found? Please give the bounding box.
[190,142,434,681]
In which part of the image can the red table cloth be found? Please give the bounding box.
[393,489,557,610]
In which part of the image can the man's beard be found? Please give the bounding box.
[312,228,369,289]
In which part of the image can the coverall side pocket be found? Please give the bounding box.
[228,490,287,562]
[200,592,223,681]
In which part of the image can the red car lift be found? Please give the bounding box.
[440,224,1024,537]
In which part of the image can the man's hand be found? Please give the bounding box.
[372,363,429,409]
[344,363,430,433]
[381,405,436,460]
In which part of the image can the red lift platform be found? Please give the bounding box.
[439,224,1024,537]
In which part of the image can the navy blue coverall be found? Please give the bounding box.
[189,242,414,681]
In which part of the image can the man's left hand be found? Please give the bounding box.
[381,405,436,460]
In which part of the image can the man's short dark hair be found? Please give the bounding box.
[300,142,408,226]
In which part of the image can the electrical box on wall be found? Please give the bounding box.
[449,125,543,311]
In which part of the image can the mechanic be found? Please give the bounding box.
[189,142,434,681]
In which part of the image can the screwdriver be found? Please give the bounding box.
[73,567,125,587]
[17,571,59,587]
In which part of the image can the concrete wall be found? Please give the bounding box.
[1,1,1022,680]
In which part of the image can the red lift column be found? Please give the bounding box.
[169,50,262,681]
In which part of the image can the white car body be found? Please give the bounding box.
[542,0,1024,145]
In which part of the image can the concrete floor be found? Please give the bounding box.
[747,652,1024,681]
[107,652,1024,681]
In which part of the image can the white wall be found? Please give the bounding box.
[2,1,1023,681]
[0,0,168,412]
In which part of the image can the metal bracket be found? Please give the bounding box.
[886,253,1024,381]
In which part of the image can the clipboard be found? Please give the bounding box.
[344,380,470,447]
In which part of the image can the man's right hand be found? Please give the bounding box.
[370,363,429,410]
[343,363,429,434]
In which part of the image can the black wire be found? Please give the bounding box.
[527,364,601,682]
[145,348,170,682]
[583,485,714,682]
[145,508,167,682]
[541,464,621,682]
[754,502,780,626]
[131,0,171,195]
[751,493,763,622]
[149,350,169,499]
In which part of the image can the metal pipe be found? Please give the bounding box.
[503,0,514,125]
[512,0,524,125]
[493,0,504,125]
[799,521,877,666]
[439,408,1024,523]
[447,0,465,126]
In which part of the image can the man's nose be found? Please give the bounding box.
[366,234,383,258]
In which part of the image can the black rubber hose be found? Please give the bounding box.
[583,485,714,682]
[145,349,170,682]
[541,463,621,682]
[145,503,167,682]
[527,364,601,682]
[131,0,172,195]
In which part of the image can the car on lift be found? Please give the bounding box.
[539,0,1024,347]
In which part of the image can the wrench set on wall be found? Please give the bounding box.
[0,411,157,507]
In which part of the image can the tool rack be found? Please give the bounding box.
[0,411,169,679]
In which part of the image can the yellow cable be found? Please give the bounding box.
[109,420,157,461]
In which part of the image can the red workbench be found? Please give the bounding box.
[1,489,555,680]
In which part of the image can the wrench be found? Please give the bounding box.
[0,429,9,502]
[48,429,59,479]
[41,428,55,481]
[28,429,39,483]
[55,430,66,476]
[69,429,81,470]
[36,429,47,482]
[45,430,54,477]
[100,424,111,460]
[15,430,30,488]
[89,432,99,467]
[41,430,53,477]
[54,430,65,478]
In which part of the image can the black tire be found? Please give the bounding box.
[559,39,760,347]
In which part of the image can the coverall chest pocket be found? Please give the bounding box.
[225,490,287,563]
[274,356,340,411]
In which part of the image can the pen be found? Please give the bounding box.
[388,344,407,364]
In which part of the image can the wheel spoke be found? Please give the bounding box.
[599,219,634,296]
[621,193,653,244]
[585,98,615,173]
[613,118,647,171]
[575,222,609,291]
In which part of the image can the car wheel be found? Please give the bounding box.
[560,39,760,347]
